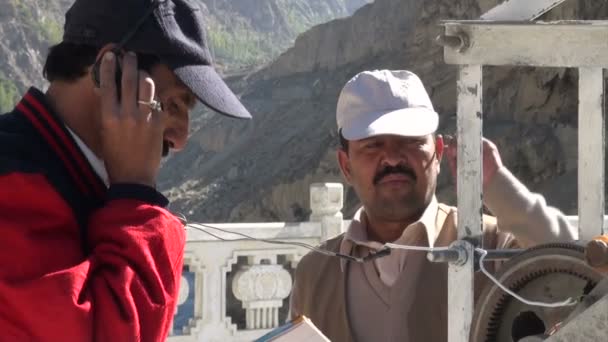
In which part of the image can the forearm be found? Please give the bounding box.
[483,167,576,247]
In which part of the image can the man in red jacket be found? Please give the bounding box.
[0,0,251,341]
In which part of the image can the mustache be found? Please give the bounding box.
[373,164,417,185]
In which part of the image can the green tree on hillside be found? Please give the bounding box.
[0,75,19,113]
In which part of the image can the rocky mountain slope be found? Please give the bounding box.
[0,0,69,111]
[0,0,369,111]
[201,0,371,71]
[159,0,608,223]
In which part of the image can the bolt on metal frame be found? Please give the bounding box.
[438,19,608,342]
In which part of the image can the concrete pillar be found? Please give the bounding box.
[310,183,344,241]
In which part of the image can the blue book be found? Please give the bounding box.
[254,316,330,342]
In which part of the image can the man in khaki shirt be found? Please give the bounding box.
[289,70,576,342]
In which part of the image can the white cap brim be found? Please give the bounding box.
[340,107,439,140]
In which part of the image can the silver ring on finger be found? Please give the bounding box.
[138,99,163,112]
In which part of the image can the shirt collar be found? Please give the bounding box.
[417,196,439,247]
[339,196,440,271]
[64,125,110,187]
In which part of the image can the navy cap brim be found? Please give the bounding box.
[174,65,252,119]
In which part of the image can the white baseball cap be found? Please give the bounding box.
[336,70,439,140]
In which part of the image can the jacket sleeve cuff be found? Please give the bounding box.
[106,183,169,208]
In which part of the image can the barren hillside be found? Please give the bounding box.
[159,0,608,222]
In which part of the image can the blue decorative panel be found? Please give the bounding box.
[172,266,196,336]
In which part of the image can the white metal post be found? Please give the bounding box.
[439,18,608,341]
[449,65,484,342]
[578,67,606,240]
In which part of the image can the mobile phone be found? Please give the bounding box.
[92,48,124,101]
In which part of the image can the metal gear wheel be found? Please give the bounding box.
[470,243,606,342]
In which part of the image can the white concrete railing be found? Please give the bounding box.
[166,179,603,342]
[167,183,345,342]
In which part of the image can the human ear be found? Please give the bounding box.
[435,134,444,162]
[434,134,444,174]
[337,149,353,185]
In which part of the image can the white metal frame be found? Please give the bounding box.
[480,0,567,21]
[440,17,607,342]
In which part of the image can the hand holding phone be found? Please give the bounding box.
[97,50,167,188]
[93,48,124,99]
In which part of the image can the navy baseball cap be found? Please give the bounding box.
[63,0,251,119]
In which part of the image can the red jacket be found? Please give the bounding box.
[0,88,185,341]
